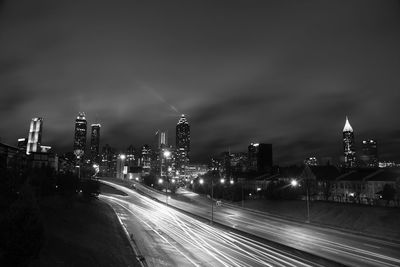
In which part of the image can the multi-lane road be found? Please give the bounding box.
[101,179,400,267]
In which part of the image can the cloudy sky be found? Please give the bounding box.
[1,0,399,164]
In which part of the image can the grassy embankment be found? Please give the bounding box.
[31,185,138,267]
[241,199,400,240]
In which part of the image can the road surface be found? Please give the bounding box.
[101,179,400,267]
[100,181,330,267]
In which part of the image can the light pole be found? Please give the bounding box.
[291,179,310,223]
[119,154,126,179]
[92,164,99,178]
[241,182,244,208]
[162,150,171,205]
[74,149,84,179]
[200,177,224,225]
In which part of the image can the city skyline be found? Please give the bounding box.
[1,1,400,164]
[6,112,399,166]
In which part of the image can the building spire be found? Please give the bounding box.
[343,116,353,132]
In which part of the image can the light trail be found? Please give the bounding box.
[100,186,316,267]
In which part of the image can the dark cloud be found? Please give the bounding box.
[0,0,400,164]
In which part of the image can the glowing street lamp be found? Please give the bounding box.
[161,149,171,205]
[230,179,234,185]
[290,178,310,223]
[92,164,99,178]
[199,177,225,225]
[158,178,163,184]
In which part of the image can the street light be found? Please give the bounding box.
[200,177,224,225]
[92,164,99,178]
[290,179,310,223]
[74,149,84,179]
[119,154,127,179]
[161,149,171,205]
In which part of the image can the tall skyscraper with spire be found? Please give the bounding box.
[176,114,190,176]
[343,116,356,168]
[26,117,43,155]
[90,123,101,163]
[73,112,87,156]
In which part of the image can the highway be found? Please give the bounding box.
[101,179,400,267]
[100,181,330,267]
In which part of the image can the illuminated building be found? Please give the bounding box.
[343,116,356,168]
[26,117,43,155]
[140,144,152,175]
[90,123,101,163]
[230,152,248,173]
[176,114,190,176]
[248,143,273,174]
[304,157,318,166]
[100,144,115,176]
[17,138,27,151]
[73,112,87,155]
[361,139,378,168]
[155,130,168,149]
[126,145,136,169]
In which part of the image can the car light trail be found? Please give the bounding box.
[100,187,317,267]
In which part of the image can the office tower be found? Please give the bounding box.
[26,117,43,155]
[73,112,87,156]
[247,143,273,174]
[155,130,168,149]
[343,116,356,168]
[126,145,136,168]
[101,144,114,176]
[176,114,190,176]
[18,138,28,151]
[361,139,378,168]
[140,144,152,175]
[90,123,101,163]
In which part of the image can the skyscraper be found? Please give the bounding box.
[26,117,43,155]
[126,145,136,168]
[343,116,356,168]
[247,143,273,174]
[361,139,378,168]
[155,130,168,149]
[176,114,190,176]
[73,112,87,156]
[90,123,101,163]
[140,144,152,175]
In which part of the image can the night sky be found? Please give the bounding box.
[1,0,400,164]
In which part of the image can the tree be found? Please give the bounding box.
[81,178,100,200]
[0,184,44,266]
[382,184,396,206]
[56,172,79,197]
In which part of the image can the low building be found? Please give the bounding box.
[0,142,20,169]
